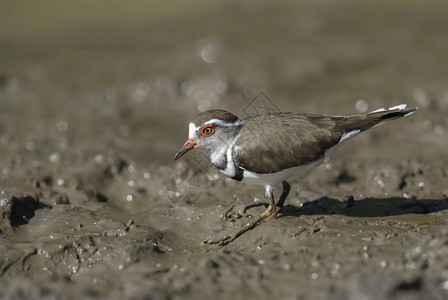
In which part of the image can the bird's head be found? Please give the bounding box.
[174,109,243,161]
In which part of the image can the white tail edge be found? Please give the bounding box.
[370,104,408,114]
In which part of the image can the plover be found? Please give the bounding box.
[174,104,416,246]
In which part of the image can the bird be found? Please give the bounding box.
[174,104,416,246]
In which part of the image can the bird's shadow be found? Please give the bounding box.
[248,197,448,218]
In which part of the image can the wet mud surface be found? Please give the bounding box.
[1,1,448,299]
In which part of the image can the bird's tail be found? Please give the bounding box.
[334,104,417,133]
[368,104,417,120]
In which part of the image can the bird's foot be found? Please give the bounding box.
[204,200,284,247]
[272,205,283,219]
[203,234,233,246]
[222,204,235,221]
[203,213,270,247]
[260,203,276,217]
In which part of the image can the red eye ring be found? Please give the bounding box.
[201,125,215,137]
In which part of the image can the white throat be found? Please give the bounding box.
[210,142,229,165]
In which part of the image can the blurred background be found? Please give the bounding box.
[1,2,448,298]
[1,0,447,169]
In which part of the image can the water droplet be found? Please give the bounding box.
[144,172,151,180]
[442,280,448,290]
[135,82,150,99]
[2,167,10,175]
[356,99,368,113]
[195,39,220,63]
[311,273,319,280]
[363,252,371,259]
[26,141,35,151]
[128,180,135,187]
[197,99,211,112]
[94,154,104,164]
[434,125,444,135]
[413,88,429,108]
[180,81,195,96]
[423,120,432,130]
[49,153,59,163]
[57,121,68,132]
[126,194,133,201]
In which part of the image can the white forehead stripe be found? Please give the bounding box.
[188,123,198,139]
[203,119,244,127]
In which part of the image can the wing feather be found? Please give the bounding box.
[234,113,341,174]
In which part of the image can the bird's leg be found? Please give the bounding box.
[204,190,277,247]
[260,189,276,217]
[273,181,290,218]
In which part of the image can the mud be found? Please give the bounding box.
[1,1,448,299]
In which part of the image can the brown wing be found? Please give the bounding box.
[234,113,341,174]
[234,107,416,174]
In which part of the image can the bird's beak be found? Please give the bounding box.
[174,139,196,160]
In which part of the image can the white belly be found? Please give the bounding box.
[241,159,324,192]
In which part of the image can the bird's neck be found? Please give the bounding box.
[207,140,234,170]
[204,122,243,171]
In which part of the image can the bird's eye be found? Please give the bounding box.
[201,125,215,137]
